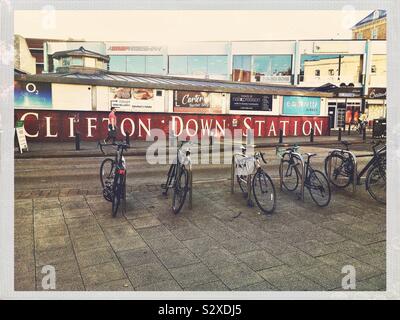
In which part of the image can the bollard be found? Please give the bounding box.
[125,132,130,146]
[362,127,366,141]
[338,128,342,141]
[347,123,351,136]
[75,132,80,150]
[310,128,314,143]
[279,129,283,144]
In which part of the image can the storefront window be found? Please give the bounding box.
[127,56,146,73]
[188,56,207,75]
[232,55,251,82]
[300,54,363,84]
[169,55,228,76]
[109,56,126,72]
[169,56,188,75]
[145,56,163,74]
[232,55,292,83]
[207,56,228,75]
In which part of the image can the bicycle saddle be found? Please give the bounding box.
[341,141,351,147]
[303,152,317,158]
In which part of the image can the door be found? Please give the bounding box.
[337,103,346,129]
[328,106,336,129]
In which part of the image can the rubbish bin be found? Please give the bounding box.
[372,118,386,138]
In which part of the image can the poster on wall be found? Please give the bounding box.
[14,81,52,108]
[110,87,162,112]
[230,93,272,111]
[282,96,320,116]
[173,90,223,114]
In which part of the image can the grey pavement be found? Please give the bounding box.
[14,147,386,291]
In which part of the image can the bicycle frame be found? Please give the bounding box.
[357,144,386,183]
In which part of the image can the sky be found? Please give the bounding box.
[13,10,372,42]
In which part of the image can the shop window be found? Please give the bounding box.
[252,55,292,82]
[109,55,127,72]
[188,56,207,75]
[169,56,188,75]
[207,56,228,75]
[71,57,84,66]
[169,55,228,76]
[233,55,251,82]
[145,56,163,74]
[127,56,146,73]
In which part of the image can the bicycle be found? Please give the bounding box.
[99,141,129,217]
[161,141,194,214]
[234,146,276,214]
[350,120,367,134]
[324,140,386,204]
[280,147,331,207]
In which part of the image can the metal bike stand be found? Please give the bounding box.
[279,151,306,202]
[188,166,193,210]
[327,149,357,193]
[246,173,254,207]
[231,155,235,194]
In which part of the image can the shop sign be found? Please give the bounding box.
[110,87,163,112]
[14,81,52,108]
[173,91,223,114]
[282,96,321,116]
[367,88,386,99]
[230,93,272,111]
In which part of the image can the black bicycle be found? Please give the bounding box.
[281,147,331,207]
[161,141,193,214]
[324,140,386,204]
[235,146,276,214]
[99,141,129,217]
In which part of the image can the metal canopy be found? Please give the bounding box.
[15,71,333,98]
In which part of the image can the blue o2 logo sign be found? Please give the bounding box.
[282,96,320,116]
[14,81,52,108]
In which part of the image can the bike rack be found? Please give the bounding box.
[326,149,357,193]
[188,166,193,210]
[231,153,254,207]
[279,151,306,202]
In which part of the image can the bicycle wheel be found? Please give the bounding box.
[324,153,353,188]
[237,175,249,197]
[162,164,176,196]
[281,159,300,191]
[100,158,115,188]
[112,173,123,217]
[172,166,189,214]
[307,170,331,207]
[366,163,386,204]
[252,169,276,214]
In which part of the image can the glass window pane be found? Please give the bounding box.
[207,56,227,75]
[188,56,207,75]
[169,56,188,75]
[71,57,83,66]
[232,55,251,82]
[109,55,126,72]
[300,54,362,83]
[270,56,292,75]
[127,56,146,73]
[145,56,163,74]
[233,55,251,72]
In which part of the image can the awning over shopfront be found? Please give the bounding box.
[14,71,333,98]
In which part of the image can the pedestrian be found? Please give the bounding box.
[104,107,117,144]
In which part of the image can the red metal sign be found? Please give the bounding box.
[14,110,329,141]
